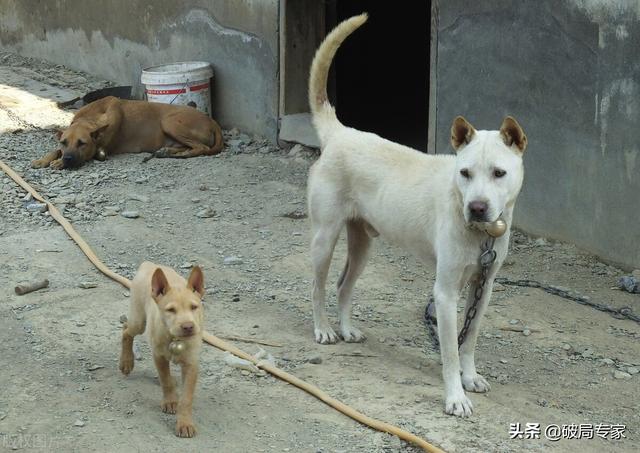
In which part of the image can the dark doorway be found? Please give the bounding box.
[329,1,430,151]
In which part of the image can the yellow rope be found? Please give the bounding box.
[0,159,445,453]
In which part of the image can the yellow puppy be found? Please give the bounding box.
[119,262,205,437]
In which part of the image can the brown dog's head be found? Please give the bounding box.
[56,121,107,168]
[150,266,205,338]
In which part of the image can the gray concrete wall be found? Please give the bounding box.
[435,0,640,269]
[0,0,279,140]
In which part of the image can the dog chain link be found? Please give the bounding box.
[494,277,640,324]
[424,234,497,350]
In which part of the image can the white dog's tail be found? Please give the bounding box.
[309,13,368,147]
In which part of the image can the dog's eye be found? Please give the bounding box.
[61,139,68,146]
[494,169,506,178]
[77,140,86,147]
[191,305,199,311]
[460,169,471,179]
[166,307,176,313]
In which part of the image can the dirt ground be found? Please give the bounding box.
[1,53,639,453]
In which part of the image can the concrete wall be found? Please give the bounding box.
[0,0,279,140]
[435,0,640,269]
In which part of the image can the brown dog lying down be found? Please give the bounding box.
[31,96,224,169]
[119,262,205,437]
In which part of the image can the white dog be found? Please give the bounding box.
[307,14,527,417]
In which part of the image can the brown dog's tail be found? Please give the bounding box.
[309,13,368,147]
[209,121,224,154]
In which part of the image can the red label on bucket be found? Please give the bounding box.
[146,88,187,95]
[189,83,209,92]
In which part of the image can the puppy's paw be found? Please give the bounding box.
[462,373,491,393]
[340,325,366,343]
[31,159,48,169]
[314,326,339,344]
[444,393,473,417]
[161,400,178,414]
[119,354,134,376]
[50,159,64,170]
[176,419,196,438]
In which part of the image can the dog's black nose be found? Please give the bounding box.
[469,201,488,220]
[181,322,194,335]
[62,154,76,167]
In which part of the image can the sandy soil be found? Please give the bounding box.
[0,53,638,453]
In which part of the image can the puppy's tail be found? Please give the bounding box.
[309,13,368,147]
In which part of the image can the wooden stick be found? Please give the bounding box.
[219,335,283,347]
[15,279,49,295]
[499,325,541,333]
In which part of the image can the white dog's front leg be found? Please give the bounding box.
[434,280,473,417]
[459,277,494,393]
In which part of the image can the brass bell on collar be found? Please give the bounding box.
[96,149,107,161]
[485,219,507,238]
[169,340,186,355]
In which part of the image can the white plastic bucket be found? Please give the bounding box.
[141,62,213,116]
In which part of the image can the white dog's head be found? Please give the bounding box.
[451,116,527,224]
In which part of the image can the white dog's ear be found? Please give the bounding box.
[151,268,170,302]
[451,116,476,151]
[500,116,527,152]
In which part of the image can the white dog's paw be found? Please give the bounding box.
[462,373,491,393]
[315,326,339,344]
[340,325,366,343]
[444,393,474,417]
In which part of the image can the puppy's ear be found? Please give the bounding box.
[451,116,476,151]
[151,268,170,302]
[90,124,109,142]
[187,266,205,298]
[500,116,527,152]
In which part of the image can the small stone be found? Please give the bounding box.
[180,262,192,269]
[102,209,118,216]
[522,328,531,336]
[199,184,209,191]
[191,198,201,204]
[627,366,639,375]
[534,238,547,246]
[26,202,47,213]
[614,370,632,380]
[499,359,508,364]
[120,210,139,219]
[562,343,572,351]
[73,420,85,427]
[509,319,519,325]
[308,355,322,365]
[75,321,86,327]
[288,144,304,157]
[601,358,615,366]
[240,370,250,376]
[223,256,243,265]
[134,177,148,184]
[88,364,103,371]
[581,348,594,358]
[78,281,97,289]
[22,193,33,202]
[128,193,149,203]
[196,207,215,218]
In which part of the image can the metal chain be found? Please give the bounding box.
[494,277,640,324]
[424,234,497,350]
